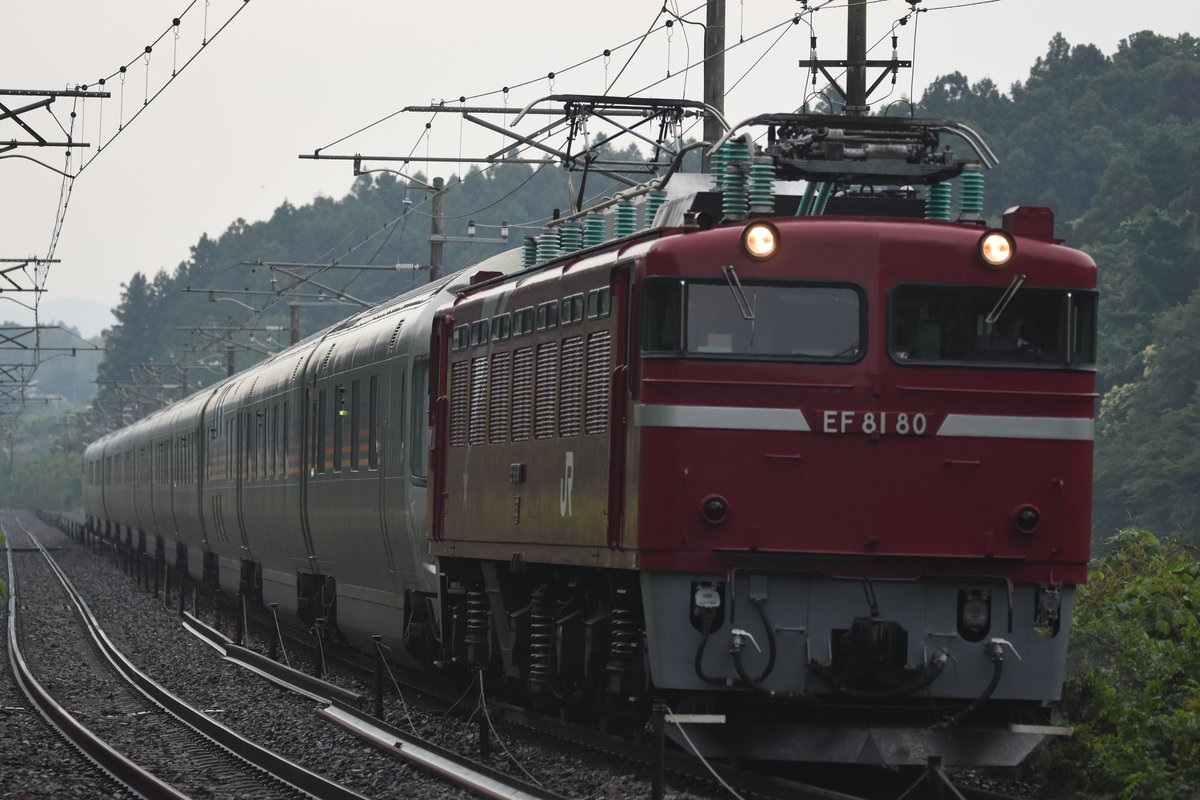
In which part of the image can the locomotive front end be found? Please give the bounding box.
[629,209,1096,765]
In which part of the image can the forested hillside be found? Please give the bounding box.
[920,31,1200,539]
[95,160,590,421]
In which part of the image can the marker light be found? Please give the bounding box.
[742,222,780,261]
[699,494,729,525]
[1013,504,1041,534]
[978,229,1016,268]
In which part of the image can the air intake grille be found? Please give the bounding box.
[534,342,558,440]
[449,361,468,447]
[387,320,404,353]
[469,356,488,446]
[489,352,511,444]
[585,330,612,435]
[511,347,533,441]
[558,336,584,437]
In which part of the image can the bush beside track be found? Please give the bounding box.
[1029,529,1200,799]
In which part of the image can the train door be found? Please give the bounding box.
[608,264,631,549]
[376,366,401,572]
[235,409,252,552]
[377,355,425,591]
[299,385,315,562]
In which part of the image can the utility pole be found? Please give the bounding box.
[807,0,909,116]
[846,0,868,115]
[430,176,445,282]
[703,0,726,171]
[290,294,301,345]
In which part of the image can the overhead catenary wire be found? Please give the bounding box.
[183,0,1019,395]
[78,0,254,174]
[314,3,706,154]
[39,0,255,274]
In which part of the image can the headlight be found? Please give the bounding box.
[742,222,780,261]
[978,229,1016,267]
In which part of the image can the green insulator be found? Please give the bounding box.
[722,164,749,220]
[522,236,538,267]
[811,182,833,216]
[748,158,777,216]
[797,181,817,216]
[720,139,750,221]
[710,145,729,185]
[613,202,638,238]
[583,215,607,247]
[559,223,583,253]
[643,191,668,229]
[536,226,561,261]
[925,182,952,221]
[958,164,985,221]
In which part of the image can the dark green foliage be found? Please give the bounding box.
[0,450,83,513]
[919,32,1200,223]
[0,401,92,513]
[1029,530,1200,798]
[921,32,1200,539]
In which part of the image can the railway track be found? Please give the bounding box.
[4,511,368,800]
[36,510,1041,800]
[161,545,1030,800]
[16,510,619,800]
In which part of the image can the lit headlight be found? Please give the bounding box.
[742,222,780,261]
[978,229,1016,267]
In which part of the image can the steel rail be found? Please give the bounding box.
[179,608,567,800]
[12,516,371,800]
[5,525,189,800]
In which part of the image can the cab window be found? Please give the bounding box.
[642,278,863,361]
[890,284,1097,368]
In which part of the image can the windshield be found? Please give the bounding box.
[890,284,1097,368]
[643,279,863,361]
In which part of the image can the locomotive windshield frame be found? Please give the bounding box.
[641,277,867,363]
[889,284,1097,369]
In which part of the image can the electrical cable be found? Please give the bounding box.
[605,6,667,95]
[314,4,706,151]
[78,0,254,174]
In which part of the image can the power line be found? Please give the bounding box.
[313,3,706,154]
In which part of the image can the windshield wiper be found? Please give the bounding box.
[985,273,1026,325]
[722,264,756,321]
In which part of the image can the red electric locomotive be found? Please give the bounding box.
[83,110,1095,768]
[425,114,1095,765]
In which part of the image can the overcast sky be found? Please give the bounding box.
[2,0,1193,334]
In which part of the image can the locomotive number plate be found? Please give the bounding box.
[819,410,930,436]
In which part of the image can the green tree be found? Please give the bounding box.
[1030,530,1200,798]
